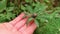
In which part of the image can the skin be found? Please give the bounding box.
[0,13,37,34]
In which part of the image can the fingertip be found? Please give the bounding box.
[31,22,37,30]
[25,22,37,34]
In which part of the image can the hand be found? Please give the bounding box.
[0,13,37,34]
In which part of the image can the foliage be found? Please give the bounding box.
[0,0,21,22]
[0,0,60,34]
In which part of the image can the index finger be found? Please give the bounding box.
[9,12,25,25]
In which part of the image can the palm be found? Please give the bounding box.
[0,13,36,34]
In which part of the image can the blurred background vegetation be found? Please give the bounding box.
[0,0,60,34]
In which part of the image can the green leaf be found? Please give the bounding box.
[6,7,14,11]
[26,17,33,24]
[35,19,39,27]
[34,2,47,13]
[21,5,26,11]
[25,0,32,3]
[0,0,6,12]
[26,5,33,13]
